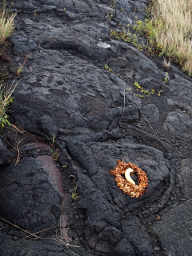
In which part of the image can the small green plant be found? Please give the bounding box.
[134,81,151,96]
[133,81,161,97]
[16,54,29,76]
[51,135,56,146]
[107,12,114,20]
[0,80,17,128]
[16,65,24,76]
[163,72,169,83]
[49,135,61,161]
[71,185,79,200]
[134,81,142,89]
[133,19,162,55]
[0,10,16,44]
[104,64,112,72]
[110,29,143,51]
[134,19,157,44]
[111,29,133,43]
[52,148,60,161]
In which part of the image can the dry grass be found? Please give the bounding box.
[0,10,16,44]
[0,80,17,127]
[143,0,192,75]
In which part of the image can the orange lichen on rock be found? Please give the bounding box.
[110,160,148,198]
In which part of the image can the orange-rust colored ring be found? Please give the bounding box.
[110,160,148,198]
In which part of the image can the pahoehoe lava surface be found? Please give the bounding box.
[0,0,192,255]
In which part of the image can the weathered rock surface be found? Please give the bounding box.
[0,234,88,256]
[0,138,14,166]
[0,155,63,231]
[66,136,171,215]
[1,0,192,255]
[153,200,192,256]
[178,158,192,199]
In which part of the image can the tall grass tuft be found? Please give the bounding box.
[0,10,16,44]
[140,0,192,75]
[0,80,17,127]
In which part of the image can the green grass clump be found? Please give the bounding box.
[110,29,144,51]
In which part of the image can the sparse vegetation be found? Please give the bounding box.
[52,148,60,161]
[71,185,79,200]
[135,0,192,75]
[163,72,169,84]
[110,29,144,51]
[0,80,17,127]
[133,81,162,97]
[110,1,192,76]
[0,10,16,44]
[104,64,113,72]
[0,3,17,128]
